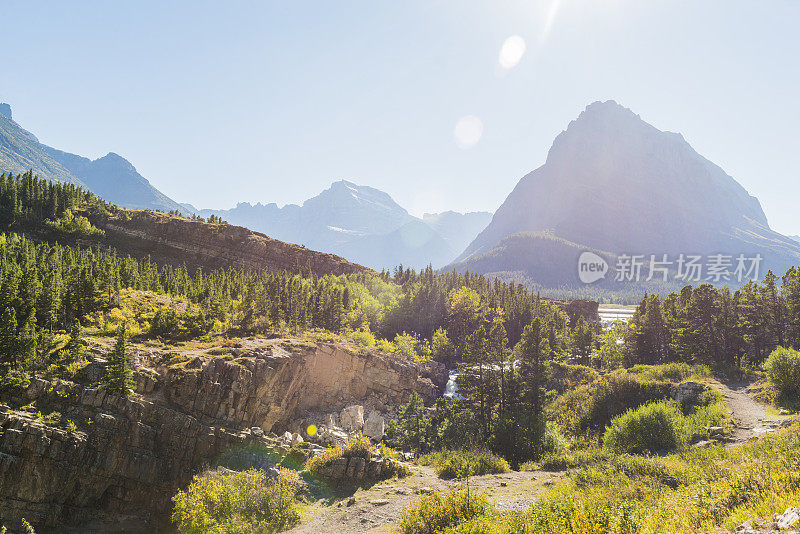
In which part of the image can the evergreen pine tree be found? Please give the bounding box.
[0,307,18,367]
[101,324,135,396]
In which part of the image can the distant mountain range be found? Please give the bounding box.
[451,101,800,289]
[791,235,800,244]
[3,99,797,286]
[0,103,187,213]
[0,102,491,272]
[196,181,492,270]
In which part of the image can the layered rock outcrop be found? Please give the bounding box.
[162,341,441,432]
[0,340,441,532]
[0,386,247,532]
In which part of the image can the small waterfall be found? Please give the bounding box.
[444,370,461,399]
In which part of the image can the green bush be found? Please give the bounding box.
[171,468,301,534]
[306,433,373,477]
[764,347,800,398]
[45,210,104,237]
[609,454,667,479]
[528,448,610,471]
[213,443,281,472]
[548,361,600,392]
[397,490,490,534]
[684,403,727,439]
[418,450,510,479]
[542,422,570,456]
[603,401,685,454]
[581,374,672,435]
[626,363,711,382]
[306,433,409,480]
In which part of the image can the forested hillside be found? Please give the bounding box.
[0,170,367,276]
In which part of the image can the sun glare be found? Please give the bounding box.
[454,115,484,149]
[498,35,527,69]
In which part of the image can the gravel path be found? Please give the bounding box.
[287,466,559,534]
[712,381,769,443]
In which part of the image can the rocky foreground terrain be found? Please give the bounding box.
[0,339,445,532]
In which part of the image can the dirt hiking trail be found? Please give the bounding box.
[288,465,561,534]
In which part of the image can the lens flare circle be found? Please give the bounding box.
[453,115,483,149]
[498,35,526,69]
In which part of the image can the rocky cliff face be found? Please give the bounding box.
[161,341,442,432]
[0,340,441,532]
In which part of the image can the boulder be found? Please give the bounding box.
[776,506,800,530]
[363,411,385,441]
[325,457,348,479]
[671,381,709,404]
[340,405,364,432]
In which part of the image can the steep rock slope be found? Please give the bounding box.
[452,101,800,287]
[0,105,82,186]
[0,102,187,213]
[43,147,187,213]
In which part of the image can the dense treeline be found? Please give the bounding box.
[0,171,113,230]
[623,270,800,368]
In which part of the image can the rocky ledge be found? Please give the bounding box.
[0,339,443,532]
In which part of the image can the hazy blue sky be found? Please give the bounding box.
[1,1,798,234]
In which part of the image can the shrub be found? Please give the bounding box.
[549,385,593,436]
[347,327,376,347]
[541,422,570,456]
[45,210,104,237]
[548,362,599,393]
[684,402,727,440]
[306,433,372,476]
[603,400,685,454]
[418,450,510,479]
[609,454,667,479]
[581,374,672,435]
[0,369,31,394]
[626,363,711,382]
[171,468,301,534]
[397,490,490,534]
[214,443,281,472]
[764,347,800,398]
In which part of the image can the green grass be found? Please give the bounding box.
[418,450,510,479]
[397,490,491,534]
[525,447,610,471]
[623,362,712,383]
[397,424,800,534]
